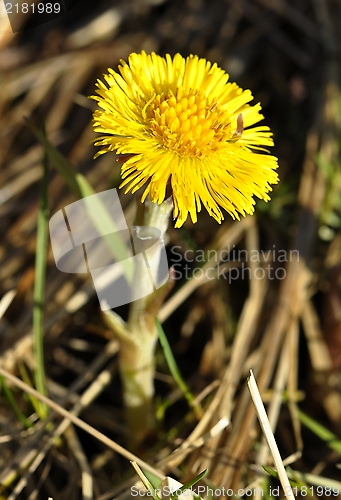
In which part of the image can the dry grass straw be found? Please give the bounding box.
[247,370,294,498]
[0,365,165,482]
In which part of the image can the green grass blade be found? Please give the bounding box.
[262,477,273,500]
[155,317,202,419]
[33,138,49,418]
[171,469,208,500]
[0,375,32,428]
[26,119,92,199]
[131,462,162,500]
[298,409,341,455]
[27,120,133,282]
[262,466,303,489]
[262,465,279,479]
[18,364,42,416]
[263,465,341,491]
[142,469,163,489]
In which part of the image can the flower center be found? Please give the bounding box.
[145,89,234,157]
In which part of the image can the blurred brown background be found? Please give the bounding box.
[0,1,341,499]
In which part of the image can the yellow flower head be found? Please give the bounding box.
[91,51,279,227]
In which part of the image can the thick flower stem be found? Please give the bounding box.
[119,196,173,448]
[119,328,158,446]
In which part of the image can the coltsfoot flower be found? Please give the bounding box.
[91,52,279,227]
